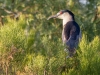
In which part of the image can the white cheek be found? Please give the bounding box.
[58,15,63,19]
[57,13,60,15]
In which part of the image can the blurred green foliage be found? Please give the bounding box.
[0,0,100,75]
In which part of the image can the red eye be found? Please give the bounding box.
[60,12,63,14]
[57,11,63,15]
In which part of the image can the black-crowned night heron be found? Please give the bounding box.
[47,10,81,58]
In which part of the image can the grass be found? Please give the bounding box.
[0,17,100,75]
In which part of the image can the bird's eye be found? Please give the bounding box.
[60,12,63,14]
[57,12,63,16]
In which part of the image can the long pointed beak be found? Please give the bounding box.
[47,14,58,20]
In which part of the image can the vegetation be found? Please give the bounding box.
[0,0,100,75]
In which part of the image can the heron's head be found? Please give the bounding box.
[47,10,75,20]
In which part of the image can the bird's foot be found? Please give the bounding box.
[66,55,70,59]
[64,48,69,53]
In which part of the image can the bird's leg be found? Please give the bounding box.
[64,46,70,58]
[64,45,76,58]
[68,48,76,57]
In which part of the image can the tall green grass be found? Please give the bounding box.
[0,17,100,75]
[67,35,100,75]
